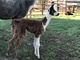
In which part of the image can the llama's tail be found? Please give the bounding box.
[11,19,19,33]
[12,19,21,24]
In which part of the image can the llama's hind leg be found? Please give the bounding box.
[6,34,17,56]
[14,38,23,59]
[14,26,26,59]
[14,34,26,59]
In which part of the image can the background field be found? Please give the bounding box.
[0,15,80,60]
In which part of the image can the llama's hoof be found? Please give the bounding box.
[16,57,21,60]
[38,58,42,60]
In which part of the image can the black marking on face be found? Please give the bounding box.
[48,5,56,15]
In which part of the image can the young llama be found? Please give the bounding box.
[6,4,59,60]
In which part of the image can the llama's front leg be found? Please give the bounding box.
[33,36,41,59]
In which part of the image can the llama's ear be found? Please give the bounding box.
[48,5,53,12]
[50,5,54,11]
[49,5,54,12]
[50,5,54,9]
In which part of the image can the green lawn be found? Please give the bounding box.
[0,15,80,60]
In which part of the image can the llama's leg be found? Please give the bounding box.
[14,36,24,59]
[33,35,40,59]
[14,33,26,59]
[14,26,26,59]
[6,33,17,56]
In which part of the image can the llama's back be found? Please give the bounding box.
[0,0,35,19]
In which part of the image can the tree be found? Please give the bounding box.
[38,0,48,15]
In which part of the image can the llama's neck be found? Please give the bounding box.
[42,11,52,29]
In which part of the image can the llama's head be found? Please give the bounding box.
[48,4,59,16]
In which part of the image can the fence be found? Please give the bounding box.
[26,0,80,18]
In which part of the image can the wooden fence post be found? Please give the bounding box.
[30,10,32,18]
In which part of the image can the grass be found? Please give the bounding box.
[0,15,80,60]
